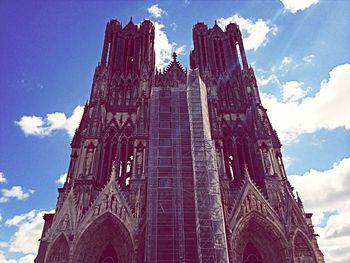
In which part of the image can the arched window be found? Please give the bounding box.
[117,126,133,190]
[99,126,134,189]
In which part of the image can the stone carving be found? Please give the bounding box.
[242,191,268,216]
[59,214,69,231]
[136,150,143,175]
[84,150,94,175]
[262,147,273,176]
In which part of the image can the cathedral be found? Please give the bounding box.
[35,18,324,263]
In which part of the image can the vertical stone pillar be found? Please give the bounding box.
[187,69,229,263]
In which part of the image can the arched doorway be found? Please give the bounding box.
[232,212,288,263]
[73,213,135,263]
[293,231,316,263]
[46,234,69,263]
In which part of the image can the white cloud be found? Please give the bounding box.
[0,251,16,263]
[261,63,350,143]
[175,45,186,56]
[0,250,36,263]
[154,22,186,69]
[281,81,309,102]
[272,56,296,75]
[183,0,190,7]
[5,210,36,226]
[147,4,166,18]
[217,14,277,51]
[15,105,84,138]
[5,209,53,254]
[0,172,6,184]
[280,0,319,13]
[170,22,177,31]
[288,157,350,263]
[281,56,292,66]
[256,73,279,87]
[18,254,36,263]
[56,173,67,185]
[303,54,315,64]
[0,186,35,203]
[0,242,8,249]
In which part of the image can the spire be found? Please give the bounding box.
[172,52,177,62]
[296,192,304,209]
[243,162,251,181]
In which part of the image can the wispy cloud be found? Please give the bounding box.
[303,54,315,64]
[182,0,190,7]
[56,173,67,185]
[15,105,84,138]
[256,73,280,87]
[280,0,319,13]
[170,22,177,31]
[147,4,166,18]
[20,72,44,91]
[280,81,309,102]
[217,14,277,51]
[257,54,315,87]
[0,186,35,203]
[0,172,6,184]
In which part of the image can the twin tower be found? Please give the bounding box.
[35,19,324,263]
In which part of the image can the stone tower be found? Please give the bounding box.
[35,19,324,263]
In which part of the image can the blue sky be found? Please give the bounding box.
[0,1,349,262]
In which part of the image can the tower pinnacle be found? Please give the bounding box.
[172,52,177,61]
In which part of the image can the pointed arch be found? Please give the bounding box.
[119,117,135,132]
[98,118,135,187]
[231,211,289,263]
[103,119,120,139]
[45,234,69,263]
[243,242,262,263]
[293,229,317,262]
[73,212,136,263]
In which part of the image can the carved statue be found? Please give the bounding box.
[60,214,69,230]
[249,193,257,210]
[102,193,109,211]
[136,150,143,175]
[93,204,100,216]
[111,194,118,212]
[262,147,273,175]
[84,150,94,175]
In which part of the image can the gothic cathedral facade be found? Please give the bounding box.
[35,19,324,263]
